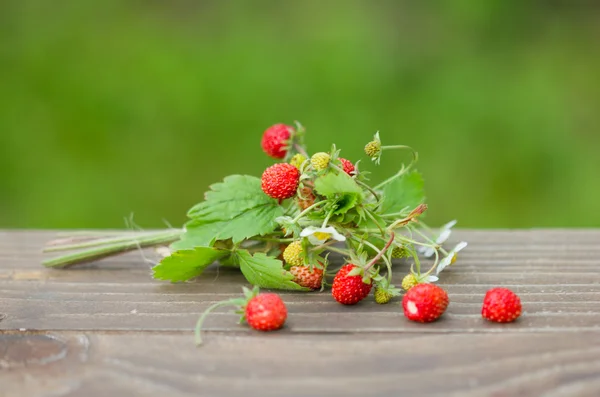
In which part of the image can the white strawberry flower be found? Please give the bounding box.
[300,226,346,245]
[436,241,468,275]
[420,274,439,283]
[418,220,457,257]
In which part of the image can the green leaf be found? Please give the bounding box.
[187,175,276,221]
[234,250,309,291]
[358,210,386,230]
[314,172,363,197]
[379,171,425,215]
[331,192,360,215]
[172,175,284,249]
[152,247,229,282]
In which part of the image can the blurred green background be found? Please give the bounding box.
[1,1,599,229]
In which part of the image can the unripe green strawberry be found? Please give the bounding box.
[392,246,409,258]
[402,273,419,291]
[311,152,331,171]
[290,265,323,290]
[374,287,394,304]
[290,153,307,169]
[283,241,303,267]
[373,279,401,304]
[261,163,300,200]
[364,140,381,159]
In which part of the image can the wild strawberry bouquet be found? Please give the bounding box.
[43,122,469,305]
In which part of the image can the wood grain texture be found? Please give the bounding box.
[1,229,600,396]
[2,332,600,397]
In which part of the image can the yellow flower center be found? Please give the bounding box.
[451,254,458,264]
[313,232,331,241]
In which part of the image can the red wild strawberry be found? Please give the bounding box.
[402,283,449,323]
[332,264,372,305]
[482,287,522,323]
[261,163,300,200]
[261,124,293,159]
[290,265,324,290]
[245,293,288,331]
[195,287,287,346]
[339,157,355,175]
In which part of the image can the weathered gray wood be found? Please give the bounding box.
[1,230,600,396]
[2,332,600,397]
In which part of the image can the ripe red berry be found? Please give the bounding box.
[339,158,355,175]
[290,265,323,290]
[261,163,300,200]
[482,287,522,323]
[402,283,449,323]
[332,264,372,305]
[261,124,293,159]
[245,293,288,331]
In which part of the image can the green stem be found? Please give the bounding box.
[321,209,334,228]
[365,231,395,270]
[42,230,182,268]
[408,246,421,275]
[310,240,339,252]
[423,248,440,277]
[364,207,385,236]
[355,179,380,202]
[373,146,418,191]
[292,201,326,223]
[380,209,411,218]
[195,301,236,346]
[43,231,170,253]
[362,238,394,282]
[383,250,394,283]
[293,142,309,159]
[54,230,140,237]
[253,236,295,243]
[411,227,450,256]
[323,245,352,256]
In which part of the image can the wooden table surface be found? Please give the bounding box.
[1,230,600,397]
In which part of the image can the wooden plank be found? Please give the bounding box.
[1,230,600,396]
[2,331,600,397]
[1,230,600,333]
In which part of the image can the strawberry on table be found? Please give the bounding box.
[245,293,288,331]
[290,265,324,290]
[402,283,449,323]
[481,287,522,323]
[195,287,287,345]
[332,263,373,305]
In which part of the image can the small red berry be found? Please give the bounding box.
[482,288,522,323]
[332,264,372,305]
[261,124,293,159]
[290,265,324,290]
[261,163,300,200]
[245,293,288,331]
[402,283,449,323]
[339,158,355,175]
